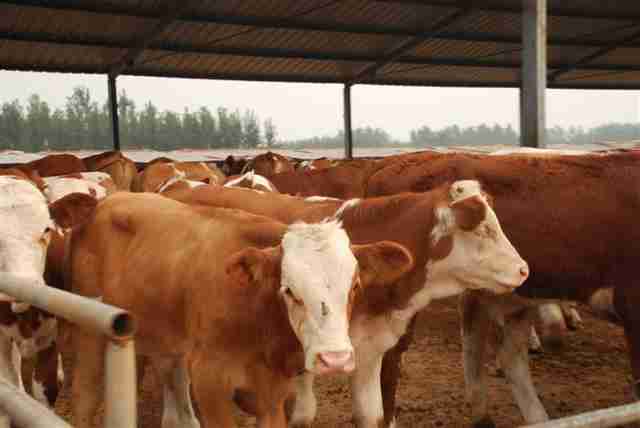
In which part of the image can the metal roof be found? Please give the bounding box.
[2,0,640,89]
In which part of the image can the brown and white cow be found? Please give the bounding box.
[68,192,413,428]
[295,158,333,171]
[0,170,96,427]
[164,181,529,427]
[132,161,224,193]
[83,151,137,191]
[241,151,295,177]
[223,170,279,193]
[221,154,248,176]
[366,150,640,426]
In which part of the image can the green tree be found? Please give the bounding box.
[264,118,277,147]
[242,110,261,148]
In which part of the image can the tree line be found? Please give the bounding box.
[0,86,277,152]
[1,86,640,152]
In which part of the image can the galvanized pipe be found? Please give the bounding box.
[343,83,353,159]
[0,380,71,428]
[520,401,640,428]
[104,340,137,428]
[0,273,135,340]
[108,74,121,151]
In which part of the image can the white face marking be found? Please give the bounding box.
[411,180,527,314]
[224,170,274,192]
[78,172,112,184]
[43,177,106,202]
[333,198,360,219]
[305,196,341,203]
[0,177,53,286]
[280,220,356,372]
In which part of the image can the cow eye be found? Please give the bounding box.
[282,287,303,305]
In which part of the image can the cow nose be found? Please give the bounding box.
[519,263,529,280]
[317,351,355,374]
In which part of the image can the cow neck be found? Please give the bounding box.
[339,190,448,316]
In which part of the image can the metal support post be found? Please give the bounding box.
[520,0,547,148]
[343,83,353,159]
[108,74,121,151]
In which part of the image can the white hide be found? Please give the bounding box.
[224,170,274,192]
[304,196,341,203]
[425,180,528,297]
[0,177,53,290]
[280,220,356,372]
[333,198,361,220]
[43,177,106,202]
[77,172,112,185]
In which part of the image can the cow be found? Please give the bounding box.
[27,153,87,177]
[0,169,96,427]
[223,170,279,193]
[163,181,529,428]
[43,173,116,203]
[241,151,294,177]
[132,161,224,193]
[82,151,137,191]
[365,150,640,426]
[221,154,248,176]
[67,192,414,428]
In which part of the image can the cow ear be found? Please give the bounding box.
[48,192,97,229]
[352,241,414,288]
[225,247,279,287]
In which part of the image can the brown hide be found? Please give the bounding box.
[164,184,452,316]
[133,161,224,192]
[83,151,137,191]
[242,152,294,177]
[28,154,87,177]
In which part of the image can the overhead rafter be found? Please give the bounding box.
[549,26,640,82]
[348,6,473,83]
[4,1,640,50]
[374,0,640,22]
[108,0,195,77]
[4,31,640,74]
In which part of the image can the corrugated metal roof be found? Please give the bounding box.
[2,0,640,89]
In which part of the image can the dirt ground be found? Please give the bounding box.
[54,297,634,427]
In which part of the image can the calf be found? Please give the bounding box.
[366,150,640,426]
[68,192,413,428]
[0,171,95,426]
[165,181,529,427]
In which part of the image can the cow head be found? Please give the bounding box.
[0,176,97,310]
[426,180,528,297]
[226,220,413,375]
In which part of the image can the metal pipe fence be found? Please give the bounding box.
[520,401,640,428]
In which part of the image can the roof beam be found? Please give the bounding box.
[5,1,640,50]
[549,26,640,82]
[348,7,473,83]
[108,0,194,77]
[374,0,640,22]
[4,31,640,74]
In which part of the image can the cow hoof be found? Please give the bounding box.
[472,417,496,428]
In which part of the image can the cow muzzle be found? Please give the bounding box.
[314,350,355,375]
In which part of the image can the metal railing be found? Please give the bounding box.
[520,401,640,428]
[0,272,137,428]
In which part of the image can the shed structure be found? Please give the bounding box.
[2,0,640,155]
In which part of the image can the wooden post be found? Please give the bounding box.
[520,0,547,148]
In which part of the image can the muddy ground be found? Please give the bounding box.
[55,297,633,427]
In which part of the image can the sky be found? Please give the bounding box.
[1,70,639,141]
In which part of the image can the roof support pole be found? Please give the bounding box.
[343,83,353,159]
[108,74,121,151]
[520,0,547,148]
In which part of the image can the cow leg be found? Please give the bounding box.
[0,336,21,428]
[351,347,385,428]
[528,326,543,354]
[190,360,236,428]
[460,292,495,428]
[257,403,288,428]
[380,315,417,428]
[613,287,640,400]
[537,303,567,351]
[156,358,201,428]
[30,341,62,408]
[496,309,548,424]
[287,372,317,428]
[71,329,105,428]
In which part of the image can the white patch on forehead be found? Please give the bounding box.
[333,198,360,219]
[305,196,341,203]
[449,180,482,203]
[224,170,274,192]
[280,220,356,370]
[43,177,105,202]
[431,206,455,245]
[78,172,111,184]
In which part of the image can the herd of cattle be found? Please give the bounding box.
[0,146,637,428]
